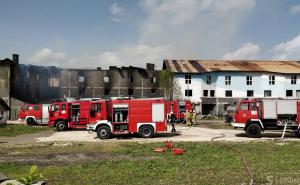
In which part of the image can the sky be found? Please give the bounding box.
[1,0,300,69]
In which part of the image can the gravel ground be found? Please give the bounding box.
[35,125,300,143]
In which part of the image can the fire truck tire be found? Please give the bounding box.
[246,123,262,138]
[26,117,36,125]
[97,126,111,139]
[139,125,154,138]
[56,121,67,131]
[295,129,300,138]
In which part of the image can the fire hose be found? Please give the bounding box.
[211,134,254,185]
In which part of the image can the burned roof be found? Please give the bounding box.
[0,58,16,66]
[163,59,300,74]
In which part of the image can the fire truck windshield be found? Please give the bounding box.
[49,104,60,112]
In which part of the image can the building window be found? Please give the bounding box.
[26,71,30,78]
[225,90,232,97]
[104,76,109,83]
[151,77,156,84]
[246,76,252,85]
[79,76,84,83]
[128,76,133,83]
[185,89,192,97]
[247,90,254,97]
[269,76,275,85]
[286,90,293,97]
[296,90,300,97]
[206,75,211,85]
[128,88,134,95]
[104,88,110,95]
[185,74,191,84]
[151,88,156,94]
[210,90,215,97]
[203,90,208,97]
[48,77,60,87]
[264,90,272,97]
[225,76,231,85]
[291,75,297,85]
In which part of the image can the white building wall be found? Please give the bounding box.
[174,72,300,103]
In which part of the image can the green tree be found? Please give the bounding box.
[158,70,173,99]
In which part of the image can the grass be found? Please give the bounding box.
[0,124,51,137]
[1,141,300,184]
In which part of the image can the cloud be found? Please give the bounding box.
[30,45,174,69]
[272,33,300,60]
[109,3,124,22]
[139,0,256,59]
[29,48,67,65]
[290,4,300,14]
[222,43,261,60]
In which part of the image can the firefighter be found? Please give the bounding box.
[191,110,197,126]
[185,110,191,126]
[170,112,176,132]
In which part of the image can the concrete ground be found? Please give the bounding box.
[35,125,299,143]
[2,120,299,145]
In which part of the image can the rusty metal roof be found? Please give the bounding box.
[163,59,300,74]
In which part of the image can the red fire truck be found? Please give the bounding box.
[87,98,167,139]
[18,104,49,124]
[48,99,107,131]
[166,100,192,123]
[231,99,300,138]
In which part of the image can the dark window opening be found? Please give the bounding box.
[225,90,232,97]
[104,88,110,95]
[185,89,192,97]
[128,88,134,95]
[269,76,275,85]
[291,75,297,85]
[206,75,211,84]
[246,76,252,85]
[203,90,208,97]
[185,74,191,84]
[286,90,293,97]
[128,76,133,83]
[247,90,254,97]
[151,88,156,93]
[225,76,231,85]
[151,77,156,83]
[210,90,215,97]
[264,90,272,97]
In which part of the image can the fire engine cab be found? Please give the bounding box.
[231,99,300,138]
[48,99,107,131]
[87,98,167,139]
[166,100,192,123]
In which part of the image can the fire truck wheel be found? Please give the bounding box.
[26,117,36,125]
[97,126,111,139]
[246,124,262,138]
[295,129,300,138]
[139,125,154,138]
[56,121,67,131]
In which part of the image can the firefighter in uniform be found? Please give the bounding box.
[170,112,176,132]
[185,110,191,126]
[191,110,196,126]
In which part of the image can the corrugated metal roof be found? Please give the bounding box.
[163,59,300,74]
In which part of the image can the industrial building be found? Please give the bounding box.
[163,59,300,115]
[0,54,163,120]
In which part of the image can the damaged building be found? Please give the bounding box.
[0,54,163,120]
